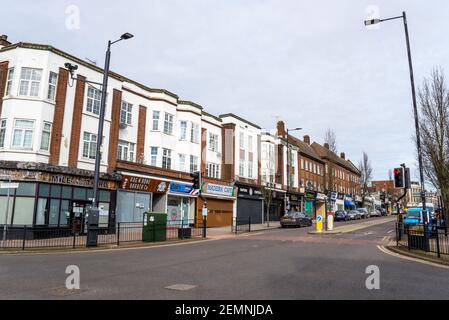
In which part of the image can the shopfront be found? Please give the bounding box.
[167,181,197,225]
[316,192,327,219]
[304,191,316,218]
[269,190,285,221]
[117,174,169,223]
[336,193,345,211]
[236,183,263,224]
[328,192,337,212]
[286,192,303,213]
[344,195,356,211]
[197,182,236,227]
[0,169,118,232]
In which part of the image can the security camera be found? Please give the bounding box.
[64,62,78,78]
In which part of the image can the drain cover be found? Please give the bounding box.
[165,284,197,291]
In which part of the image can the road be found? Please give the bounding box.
[1,217,448,300]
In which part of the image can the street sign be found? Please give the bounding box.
[202,208,208,217]
[0,182,19,189]
[316,215,323,233]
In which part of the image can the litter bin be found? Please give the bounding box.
[142,213,167,242]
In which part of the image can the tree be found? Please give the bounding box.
[324,129,338,193]
[358,152,373,207]
[417,67,449,214]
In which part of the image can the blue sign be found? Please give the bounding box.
[169,182,194,194]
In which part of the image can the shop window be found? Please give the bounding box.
[13,197,35,225]
[87,189,94,201]
[99,190,111,202]
[49,199,60,226]
[51,185,62,198]
[62,186,72,199]
[59,200,70,226]
[0,196,13,225]
[16,183,36,196]
[39,184,51,197]
[74,187,87,200]
[36,198,47,225]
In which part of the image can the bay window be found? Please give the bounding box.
[47,72,58,101]
[164,113,174,135]
[19,68,42,97]
[12,119,35,149]
[40,122,52,151]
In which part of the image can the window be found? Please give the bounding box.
[301,158,304,170]
[120,101,133,125]
[164,113,174,135]
[82,132,97,159]
[239,132,245,150]
[179,121,188,140]
[162,148,172,169]
[248,161,253,178]
[190,123,199,143]
[209,133,219,152]
[40,122,52,151]
[0,119,6,148]
[190,155,199,173]
[5,68,14,96]
[12,119,35,149]
[19,68,42,97]
[150,147,158,166]
[178,154,186,172]
[313,164,317,174]
[206,163,220,179]
[47,72,58,100]
[248,136,253,152]
[86,86,102,115]
[117,140,135,162]
[239,161,245,177]
[152,111,160,131]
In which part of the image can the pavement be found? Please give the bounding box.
[1,216,449,299]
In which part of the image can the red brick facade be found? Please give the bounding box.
[108,89,122,172]
[49,68,69,165]
[68,75,86,167]
[222,123,235,181]
[0,61,9,118]
[201,128,207,176]
[136,105,147,163]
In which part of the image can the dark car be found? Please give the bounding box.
[334,210,349,222]
[280,212,313,228]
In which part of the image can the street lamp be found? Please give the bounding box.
[66,32,134,247]
[285,127,302,213]
[364,11,428,223]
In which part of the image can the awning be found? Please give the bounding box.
[345,200,355,207]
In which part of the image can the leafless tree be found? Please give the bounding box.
[324,129,338,193]
[417,67,449,213]
[358,152,373,207]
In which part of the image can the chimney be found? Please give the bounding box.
[0,35,11,47]
[277,121,286,138]
[340,152,345,159]
[304,135,310,145]
[324,143,330,150]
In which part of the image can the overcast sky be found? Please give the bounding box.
[3,0,448,182]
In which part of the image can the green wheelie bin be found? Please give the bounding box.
[142,212,167,242]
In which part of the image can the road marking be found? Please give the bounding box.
[387,230,394,234]
[377,245,449,270]
[165,284,197,291]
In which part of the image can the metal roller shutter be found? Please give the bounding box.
[237,198,263,224]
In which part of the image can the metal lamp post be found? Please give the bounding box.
[285,127,302,213]
[364,11,427,223]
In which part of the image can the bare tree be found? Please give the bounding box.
[324,129,338,193]
[417,67,449,213]
[358,152,373,207]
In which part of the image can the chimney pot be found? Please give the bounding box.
[0,35,7,41]
[324,143,330,149]
[340,152,346,159]
[304,135,310,145]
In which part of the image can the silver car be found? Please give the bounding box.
[347,210,361,220]
[357,208,369,219]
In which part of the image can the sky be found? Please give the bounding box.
[2,0,449,182]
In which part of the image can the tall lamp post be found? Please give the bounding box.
[285,127,302,213]
[364,11,427,223]
[65,32,134,247]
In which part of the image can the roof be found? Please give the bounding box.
[283,135,324,163]
[178,100,203,110]
[219,113,262,129]
[311,142,359,174]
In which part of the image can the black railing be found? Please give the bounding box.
[232,217,251,234]
[0,219,206,251]
[396,223,449,258]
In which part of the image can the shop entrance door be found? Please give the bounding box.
[70,201,91,234]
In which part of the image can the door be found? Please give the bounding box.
[237,198,263,224]
[70,201,89,234]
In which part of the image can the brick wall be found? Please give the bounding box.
[276,144,284,186]
[108,89,122,172]
[222,123,235,181]
[201,128,207,176]
[68,75,86,167]
[0,61,9,117]
[136,105,147,163]
[49,68,69,165]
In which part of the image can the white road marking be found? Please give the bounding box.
[377,245,449,270]
[387,230,394,234]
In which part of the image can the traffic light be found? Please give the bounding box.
[393,168,405,189]
[191,171,202,191]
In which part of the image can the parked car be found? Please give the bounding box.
[357,208,369,219]
[280,212,313,228]
[334,210,349,222]
[370,209,381,217]
[380,208,388,216]
[347,210,361,220]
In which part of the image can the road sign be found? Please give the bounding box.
[202,208,208,217]
[316,215,323,233]
[0,182,19,189]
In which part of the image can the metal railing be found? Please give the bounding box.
[232,217,251,234]
[0,219,206,251]
[396,223,449,258]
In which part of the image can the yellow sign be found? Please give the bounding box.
[316,215,323,233]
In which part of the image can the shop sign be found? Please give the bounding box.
[169,182,196,195]
[355,195,363,202]
[289,194,300,202]
[337,193,345,200]
[329,192,337,201]
[305,191,316,199]
[345,196,353,202]
[121,175,168,194]
[203,183,235,197]
[316,193,327,201]
[238,185,262,198]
